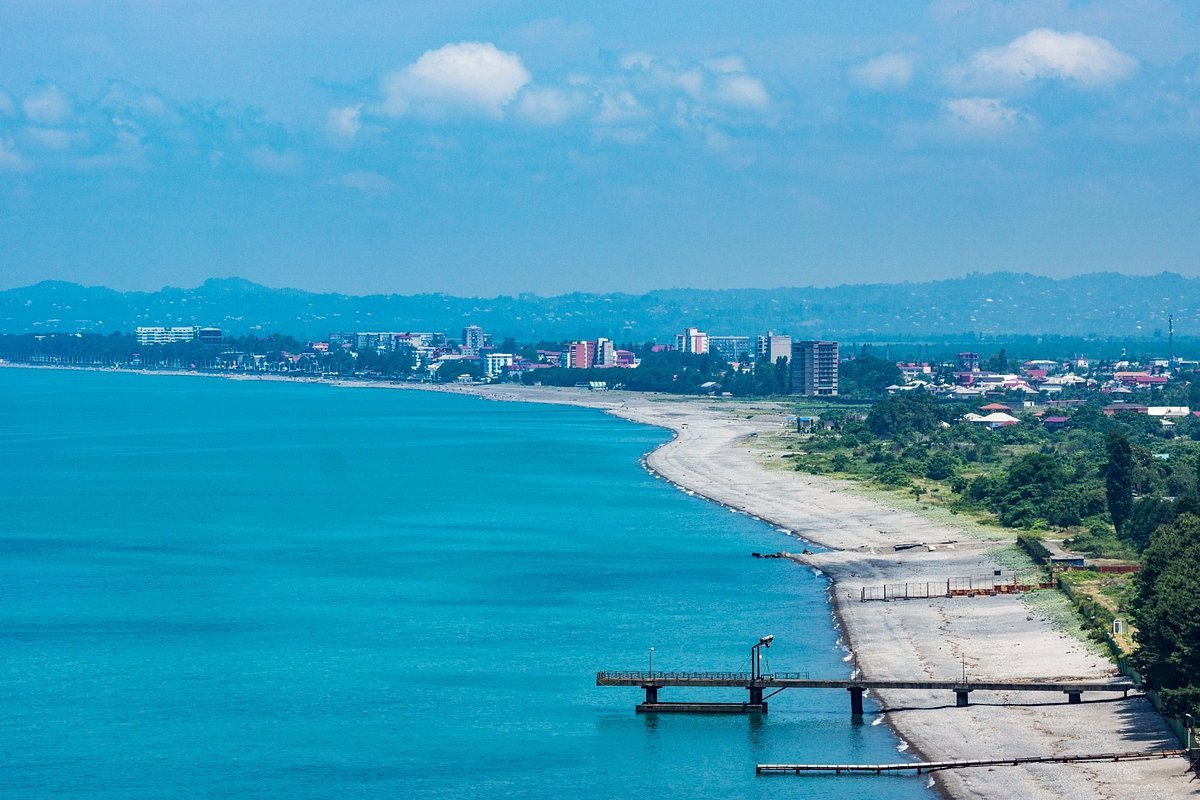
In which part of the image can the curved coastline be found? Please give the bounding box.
[440,383,1191,800]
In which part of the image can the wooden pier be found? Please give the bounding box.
[597,671,1140,715]
[756,749,1187,775]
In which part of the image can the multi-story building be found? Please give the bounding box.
[791,340,839,396]
[755,333,792,365]
[594,337,617,367]
[676,327,709,354]
[957,352,981,372]
[462,325,489,352]
[197,327,223,345]
[483,352,514,378]
[565,340,596,369]
[136,326,202,345]
[615,349,638,367]
[708,335,751,364]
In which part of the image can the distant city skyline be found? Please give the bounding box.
[1,1,1198,294]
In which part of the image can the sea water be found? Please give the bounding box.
[0,369,933,799]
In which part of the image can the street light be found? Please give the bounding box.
[750,635,774,682]
[649,646,654,678]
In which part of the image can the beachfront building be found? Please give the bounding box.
[791,340,839,396]
[136,326,204,345]
[483,352,514,378]
[708,335,751,364]
[565,340,596,369]
[676,327,709,354]
[594,337,617,367]
[197,327,223,345]
[755,333,791,365]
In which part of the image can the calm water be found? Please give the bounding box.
[0,369,933,799]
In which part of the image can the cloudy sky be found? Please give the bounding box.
[1,1,1198,295]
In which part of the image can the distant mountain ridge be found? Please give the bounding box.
[1,273,1196,342]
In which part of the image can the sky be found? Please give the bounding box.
[1,1,1198,296]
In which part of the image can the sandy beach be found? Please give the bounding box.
[5,366,1193,797]
[412,381,1193,800]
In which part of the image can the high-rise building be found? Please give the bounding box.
[675,327,709,354]
[462,325,488,352]
[755,333,792,365]
[594,337,617,367]
[791,340,839,396]
[565,341,596,369]
[957,352,981,372]
[708,335,751,363]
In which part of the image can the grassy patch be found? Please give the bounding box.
[1058,570,1138,654]
[986,543,1038,573]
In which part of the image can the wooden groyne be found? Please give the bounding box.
[756,749,1187,776]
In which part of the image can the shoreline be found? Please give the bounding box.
[400,381,1191,799]
[3,364,1191,798]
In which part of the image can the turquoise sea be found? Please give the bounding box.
[0,369,933,799]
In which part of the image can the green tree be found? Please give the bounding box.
[925,451,959,480]
[1123,497,1176,552]
[866,392,941,438]
[839,351,902,398]
[773,356,791,395]
[1131,514,1200,718]
[1105,431,1134,534]
[984,348,1009,373]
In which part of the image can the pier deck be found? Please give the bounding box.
[597,671,1139,715]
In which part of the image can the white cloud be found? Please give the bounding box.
[515,88,579,126]
[382,42,531,119]
[0,137,32,173]
[76,129,147,171]
[851,53,914,90]
[675,70,704,99]
[249,146,300,173]
[610,52,770,116]
[964,29,1137,88]
[99,83,178,123]
[597,89,647,125]
[710,74,770,111]
[338,170,392,196]
[22,85,73,125]
[618,52,655,71]
[705,56,748,75]
[943,97,1032,134]
[326,105,362,143]
[22,127,87,151]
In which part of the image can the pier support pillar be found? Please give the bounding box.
[848,687,865,716]
[1067,692,1082,705]
[956,690,970,708]
[643,685,658,705]
[749,686,764,706]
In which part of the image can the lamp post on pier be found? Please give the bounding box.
[750,635,774,681]
[748,635,774,708]
[649,647,654,679]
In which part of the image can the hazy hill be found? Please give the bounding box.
[1,272,1196,343]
